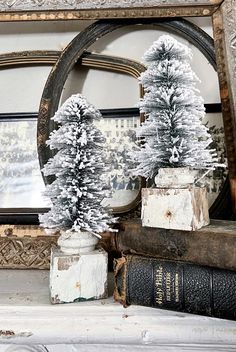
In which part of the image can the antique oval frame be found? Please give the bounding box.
[37,17,231,218]
[40,51,146,214]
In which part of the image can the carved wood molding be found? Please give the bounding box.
[0,7,218,21]
[221,0,236,121]
[0,50,146,78]
[0,50,60,67]
[213,0,236,179]
[0,0,222,11]
[212,0,236,214]
[0,0,223,21]
[0,225,59,269]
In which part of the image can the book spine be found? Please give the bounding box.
[114,255,236,320]
[109,219,236,271]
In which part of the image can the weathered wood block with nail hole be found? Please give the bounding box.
[50,248,108,304]
[141,187,209,231]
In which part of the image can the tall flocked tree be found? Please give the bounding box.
[131,35,222,179]
[39,94,116,237]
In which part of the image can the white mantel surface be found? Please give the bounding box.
[0,270,236,352]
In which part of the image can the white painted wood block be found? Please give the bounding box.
[142,186,209,231]
[50,248,108,304]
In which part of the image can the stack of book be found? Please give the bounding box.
[105,219,236,320]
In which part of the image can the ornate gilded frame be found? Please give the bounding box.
[0,0,234,210]
[0,1,224,21]
[0,0,235,270]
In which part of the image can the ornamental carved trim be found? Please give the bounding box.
[213,0,236,176]
[0,7,217,22]
[221,0,236,116]
[0,226,59,269]
[0,0,222,11]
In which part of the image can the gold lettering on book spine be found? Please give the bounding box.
[155,265,163,305]
[166,272,171,301]
[175,273,180,302]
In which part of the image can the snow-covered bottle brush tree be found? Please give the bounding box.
[39,93,116,304]
[131,35,224,231]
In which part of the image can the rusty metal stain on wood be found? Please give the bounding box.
[165,210,173,219]
[75,282,81,289]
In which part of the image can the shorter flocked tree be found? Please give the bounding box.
[39,94,116,237]
[131,35,223,180]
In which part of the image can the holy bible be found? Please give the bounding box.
[114,255,236,320]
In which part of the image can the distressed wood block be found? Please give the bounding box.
[50,247,108,304]
[142,187,209,231]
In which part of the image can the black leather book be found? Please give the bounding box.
[114,255,236,320]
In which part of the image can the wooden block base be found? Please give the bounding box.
[142,187,209,231]
[50,248,108,304]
